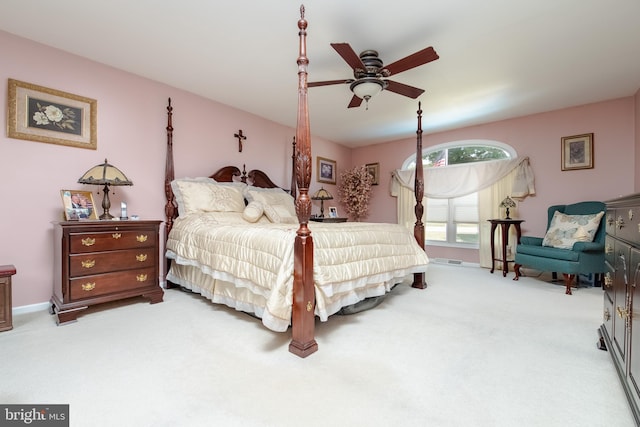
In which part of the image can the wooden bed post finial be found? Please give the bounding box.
[412,101,427,289]
[289,4,318,358]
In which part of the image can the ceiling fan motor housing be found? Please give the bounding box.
[354,50,389,79]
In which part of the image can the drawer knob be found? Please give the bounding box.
[617,306,630,319]
[136,274,148,282]
[604,308,611,321]
[81,237,96,247]
[81,282,96,291]
[136,254,148,262]
[605,244,613,255]
[81,259,96,269]
[112,233,122,239]
[604,273,613,288]
[136,234,148,243]
[616,216,625,230]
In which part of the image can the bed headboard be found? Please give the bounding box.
[163,109,298,239]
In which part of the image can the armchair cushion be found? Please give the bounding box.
[542,211,604,249]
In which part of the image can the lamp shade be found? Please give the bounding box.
[78,159,132,220]
[499,196,516,219]
[77,159,133,186]
[311,187,333,201]
[350,78,384,101]
[311,187,333,218]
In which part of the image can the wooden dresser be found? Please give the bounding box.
[0,265,16,332]
[50,220,164,324]
[600,193,640,425]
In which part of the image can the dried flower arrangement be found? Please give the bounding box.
[338,164,374,221]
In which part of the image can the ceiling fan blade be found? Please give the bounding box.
[384,46,439,76]
[331,43,366,71]
[385,80,425,99]
[308,79,352,87]
[348,95,363,108]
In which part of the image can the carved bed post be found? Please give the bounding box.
[412,102,427,289]
[290,137,297,198]
[164,98,177,287]
[289,5,318,358]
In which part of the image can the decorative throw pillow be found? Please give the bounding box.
[244,187,298,223]
[242,201,264,223]
[542,210,604,249]
[171,178,246,216]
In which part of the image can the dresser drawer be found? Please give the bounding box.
[69,267,156,300]
[69,230,157,253]
[69,248,156,277]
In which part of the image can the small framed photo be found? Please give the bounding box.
[7,79,97,150]
[328,207,338,218]
[561,133,593,171]
[317,157,337,184]
[61,190,98,220]
[365,162,380,185]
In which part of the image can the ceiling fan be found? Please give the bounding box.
[308,43,439,109]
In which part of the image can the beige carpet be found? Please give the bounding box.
[0,264,635,427]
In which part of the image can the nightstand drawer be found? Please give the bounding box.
[69,248,156,277]
[70,267,156,299]
[69,230,157,253]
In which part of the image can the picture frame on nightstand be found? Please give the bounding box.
[60,189,98,220]
[328,207,338,218]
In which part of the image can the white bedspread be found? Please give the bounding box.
[166,213,429,331]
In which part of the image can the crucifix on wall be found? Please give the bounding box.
[234,129,247,152]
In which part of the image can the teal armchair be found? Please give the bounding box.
[513,201,606,294]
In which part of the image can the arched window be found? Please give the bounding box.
[402,140,516,247]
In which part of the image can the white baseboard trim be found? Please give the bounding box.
[14,302,50,315]
[432,258,480,268]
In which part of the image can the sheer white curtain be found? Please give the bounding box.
[391,157,535,266]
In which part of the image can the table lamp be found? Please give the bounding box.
[78,159,133,220]
[499,196,516,219]
[311,187,333,218]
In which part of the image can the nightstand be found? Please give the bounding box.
[50,220,164,324]
[0,265,16,332]
[310,217,347,223]
[488,219,524,277]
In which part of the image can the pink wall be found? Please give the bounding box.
[0,31,349,308]
[353,97,637,263]
[635,88,640,190]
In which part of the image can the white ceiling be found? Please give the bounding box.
[2,1,640,147]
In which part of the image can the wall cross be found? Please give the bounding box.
[234,129,247,152]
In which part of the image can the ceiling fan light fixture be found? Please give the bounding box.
[350,79,384,101]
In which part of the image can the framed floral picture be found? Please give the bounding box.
[7,79,97,149]
[561,133,593,171]
[61,190,99,220]
[317,156,336,184]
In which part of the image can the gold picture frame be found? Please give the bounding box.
[61,190,99,220]
[8,79,97,149]
[561,133,593,171]
[366,162,380,185]
[317,156,336,184]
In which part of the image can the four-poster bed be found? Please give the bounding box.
[162,6,428,358]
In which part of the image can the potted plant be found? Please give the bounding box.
[338,165,374,221]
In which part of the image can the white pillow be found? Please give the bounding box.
[242,201,264,223]
[542,210,604,249]
[244,187,298,224]
[171,178,246,216]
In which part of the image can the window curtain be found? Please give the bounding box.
[391,157,535,267]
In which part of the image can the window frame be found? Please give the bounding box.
[403,140,516,247]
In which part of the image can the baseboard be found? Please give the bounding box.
[13,302,50,315]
